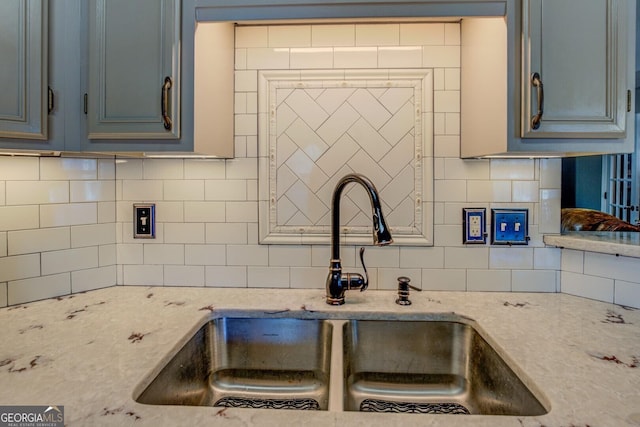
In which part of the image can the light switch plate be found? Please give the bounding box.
[133,203,155,238]
[491,208,528,245]
[463,208,486,244]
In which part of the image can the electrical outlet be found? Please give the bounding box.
[134,203,155,238]
[491,208,528,245]
[463,208,486,244]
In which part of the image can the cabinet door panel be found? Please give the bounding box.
[0,0,47,140]
[522,0,628,138]
[88,0,180,139]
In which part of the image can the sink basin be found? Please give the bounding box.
[342,319,548,416]
[136,317,333,410]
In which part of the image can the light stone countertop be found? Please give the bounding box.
[0,286,639,427]
[544,231,640,258]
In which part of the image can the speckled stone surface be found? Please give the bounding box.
[545,231,640,258]
[0,286,639,426]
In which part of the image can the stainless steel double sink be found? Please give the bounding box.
[134,313,549,416]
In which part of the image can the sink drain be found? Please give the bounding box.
[214,397,321,410]
[360,399,470,414]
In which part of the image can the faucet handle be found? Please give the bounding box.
[358,247,368,291]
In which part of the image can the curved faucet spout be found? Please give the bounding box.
[326,173,393,305]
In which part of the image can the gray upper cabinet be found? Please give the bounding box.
[87,0,180,140]
[522,0,630,139]
[0,1,48,142]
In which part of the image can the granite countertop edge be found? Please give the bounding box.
[0,286,639,427]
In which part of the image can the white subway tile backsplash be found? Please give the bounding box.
[165,180,205,201]
[98,159,115,180]
[584,252,640,283]
[490,248,534,270]
[6,181,69,205]
[444,23,460,45]
[467,269,511,292]
[540,158,562,189]
[72,266,116,293]
[422,46,460,68]
[144,159,184,180]
[117,244,143,265]
[70,180,115,203]
[235,26,268,48]
[444,158,489,180]
[434,135,460,158]
[614,280,640,309]
[248,266,289,288]
[291,48,334,68]
[466,180,511,203]
[400,23,444,45]
[227,244,269,266]
[422,269,466,291]
[355,24,399,46]
[334,47,378,68]
[561,271,614,303]
[0,254,40,282]
[164,265,205,287]
[434,90,460,113]
[164,223,206,244]
[115,159,143,179]
[434,180,466,202]
[312,25,355,47]
[184,159,226,179]
[247,48,290,69]
[534,247,561,270]
[512,270,557,292]
[99,244,116,267]
[121,180,163,201]
[0,283,6,307]
[539,189,561,234]
[235,70,258,92]
[0,157,39,180]
[40,203,97,228]
[42,247,99,275]
[9,227,70,255]
[269,245,312,267]
[205,180,247,201]
[0,232,6,257]
[40,158,97,180]
[561,249,584,273]
[445,247,489,269]
[144,244,184,265]
[491,159,535,180]
[290,267,326,289]
[378,46,422,68]
[512,181,539,202]
[185,244,226,266]
[123,265,163,286]
[205,223,247,244]
[0,22,577,305]
[8,273,70,305]
[98,201,116,224]
[206,266,247,287]
[226,202,258,222]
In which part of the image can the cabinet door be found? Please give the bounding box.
[88,0,180,139]
[0,0,48,140]
[522,0,629,138]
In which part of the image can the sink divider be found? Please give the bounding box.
[328,319,347,412]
